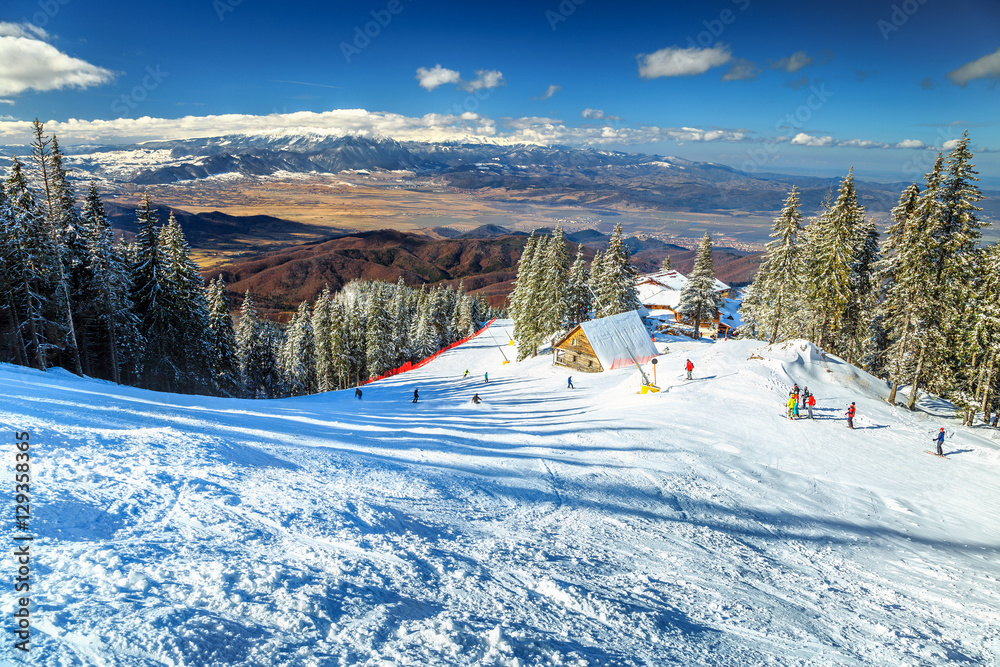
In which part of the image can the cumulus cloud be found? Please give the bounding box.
[947,46,1000,85]
[790,133,834,147]
[0,22,115,98]
[771,51,814,73]
[721,58,760,81]
[942,138,962,150]
[637,45,731,78]
[534,84,561,100]
[415,64,462,91]
[416,65,505,93]
[463,69,505,92]
[581,108,622,121]
[896,139,927,149]
[839,138,889,149]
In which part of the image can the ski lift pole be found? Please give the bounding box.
[486,323,511,364]
[586,285,653,387]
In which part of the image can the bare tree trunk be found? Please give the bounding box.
[907,344,926,411]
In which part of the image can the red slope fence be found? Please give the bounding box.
[359,318,499,386]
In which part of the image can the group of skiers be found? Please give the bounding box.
[785,384,817,420]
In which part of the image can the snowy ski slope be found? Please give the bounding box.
[1,322,999,666]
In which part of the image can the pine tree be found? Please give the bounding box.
[206,277,240,396]
[4,157,56,370]
[29,120,83,375]
[802,170,866,350]
[281,300,317,395]
[312,286,336,392]
[595,222,640,317]
[659,255,673,271]
[566,244,590,329]
[236,291,276,398]
[365,286,395,378]
[678,233,720,339]
[743,187,804,343]
[131,194,173,389]
[159,212,213,393]
[539,225,570,338]
[80,182,141,384]
[839,215,880,365]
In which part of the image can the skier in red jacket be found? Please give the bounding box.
[685,359,694,380]
[805,393,816,419]
[846,402,856,429]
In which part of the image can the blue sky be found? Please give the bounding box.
[1,0,998,183]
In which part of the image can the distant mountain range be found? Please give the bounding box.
[29,132,993,218]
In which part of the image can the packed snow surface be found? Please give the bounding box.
[2,324,999,666]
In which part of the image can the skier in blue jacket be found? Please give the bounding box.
[933,428,945,456]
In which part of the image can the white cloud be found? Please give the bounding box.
[416,65,504,93]
[0,22,48,39]
[839,138,889,149]
[581,108,622,121]
[535,84,561,101]
[896,139,927,149]
[0,23,114,97]
[0,99,14,105]
[790,132,834,147]
[771,51,814,73]
[415,64,461,91]
[947,46,1000,85]
[637,45,731,78]
[942,138,962,150]
[463,69,505,92]
[721,58,760,81]
[0,110,959,157]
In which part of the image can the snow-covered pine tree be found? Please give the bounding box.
[515,234,549,360]
[899,156,947,410]
[80,182,141,384]
[206,277,240,396]
[566,244,590,330]
[595,222,640,317]
[389,277,411,366]
[588,249,605,317]
[4,156,58,370]
[365,285,395,378]
[328,296,350,389]
[873,183,922,402]
[507,231,537,328]
[159,212,214,393]
[743,187,804,344]
[678,233,721,339]
[312,286,336,393]
[929,132,986,412]
[539,225,570,339]
[131,194,176,389]
[236,292,285,398]
[802,170,865,350]
[344,291,368,386]
[281,300,317,395]
[839,215,880,365]
[970,243,1000,424]
[659,255,673,271]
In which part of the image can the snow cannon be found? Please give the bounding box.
[640,384,661,394]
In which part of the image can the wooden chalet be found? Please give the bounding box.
[553,310,659,373]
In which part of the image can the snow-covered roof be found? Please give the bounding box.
[578,310,659,370]
[636,282,681,309]
[636,270,730,305]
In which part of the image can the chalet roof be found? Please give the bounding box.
[577,310,659,371]
[635,270,730,305]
